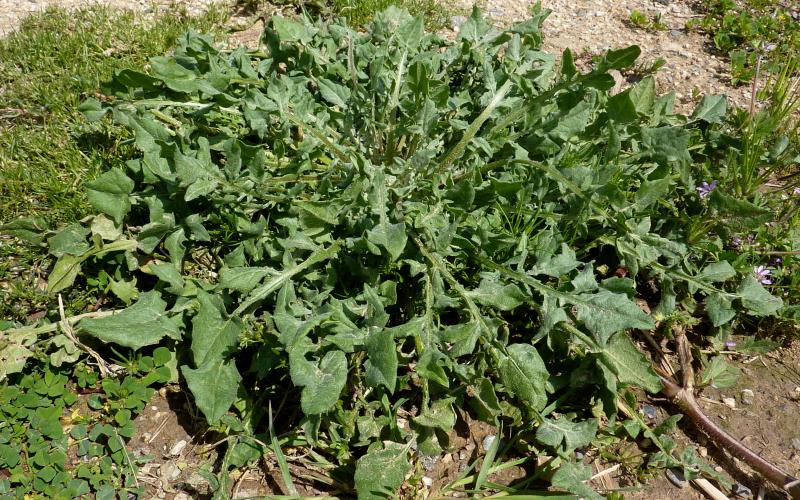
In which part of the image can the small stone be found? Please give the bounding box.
[422,455,439,471]
[732,483,753,498]
[450,16,467,30]
[482,435,497,452]
[160,461,181,481]
[666,468,686,488]
[174,494,191,500]
[791,438,800,452]
[641,405,658,420]
[741,389,754,405]
[169,439,188,457]
[698,446,707,458]
[421,476,433,488]
[722,397,737,409]
[655,0,670,4]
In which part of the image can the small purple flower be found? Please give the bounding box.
[763,43,777,53]
[697,180,718,199]
[793,187,800,196]
[725,341,737,350]
[754,265,773,285]
[771,257,783,267]
[731,236,742,250]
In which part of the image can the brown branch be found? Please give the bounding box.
[656,329,800,499]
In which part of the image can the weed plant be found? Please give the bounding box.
[1,4,799,498]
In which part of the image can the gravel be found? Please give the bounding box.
[447,0,755,113]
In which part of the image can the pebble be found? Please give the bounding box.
[641,405,658,420]
[160,461,181,481]
[422,476,433,488]
[665,468,686,488]
[450,16,467,30]
[482,435,497,452]
[169,439,188,457]
[722,397,737,409]
[422,455,439,471]
[791,438,800,452]
[740,389,754,405]
[174,494,190,500]
[732,483,753,498]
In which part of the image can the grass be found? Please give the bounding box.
[0,5,228,226]
[328,0,450,29]
[0,5,229,321]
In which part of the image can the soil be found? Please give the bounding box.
[4,0,800,498]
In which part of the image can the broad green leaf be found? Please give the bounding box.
[0,217,48,246]
[318,78,350,108]
[365,328,398,393]
[635,178,672,209]
[699,356,740,389]
[0,343,34,381]
[191,291,243,366]
[85,168,134,225]
[414,397,456,431]
[354,442,410,500]
[536,417,598,453]
[47,254,84,294]
[697,261,736,283]
[599,332,662,393]
[182,357,241,425]
[272,16,314,44]
[469,378,502,421]
[551,461,603,500]
[218,266,275,293]
[498,344,549,411]
[737,275,782,316]
[598,45,640,71]
[79,291,180,350]
[366,222,407,262]
[47,224,90,257]
[465,279,527,311]
[705,292,736,326]
[691,95,727,123]
[574,289,654,346]
[416,348,449,387]
[301,350,348,415]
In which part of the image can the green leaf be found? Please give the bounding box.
[218,266,275,293]
[85,168,134,225]
[599,332,662,393]
[536,417,598,453]
[47,254,84,294]
[574,289,654,346]
[469,378,502,421]
[699,356,740,389]
[705,292,736,326]
[300,350,348,415]
[191,291,243,366]
[318,78,350,108]
[465,279,527,311]
[366,222,407,262]
[498,344,549,411]
[414,397,456,431]
[697,261,736,283]
[737,275,782,316]
[182,357,241,425]
[79,291,181,350]
[598,45,640,71]
[551,461,603,499]
[354,442,411,500]
[691,95,727,123]
[365,328,398,393]
[47,224,90,257]
[0,217,48,246]
[272,16,314,44]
